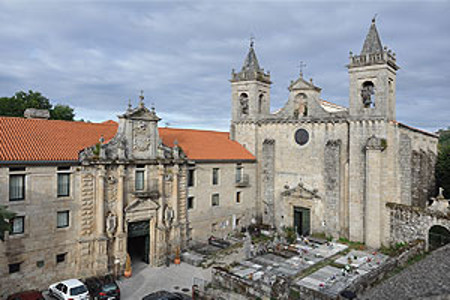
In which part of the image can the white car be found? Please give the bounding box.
[48,279,89,300]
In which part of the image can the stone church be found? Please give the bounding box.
[0,19,438,297]
[230,18,438,248]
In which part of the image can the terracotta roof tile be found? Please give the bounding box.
[0,117,117,162]
[159,127,255,161]
[0,117,255,162]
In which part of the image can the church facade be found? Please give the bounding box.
[0,19,439,297]
[230,19,438,248]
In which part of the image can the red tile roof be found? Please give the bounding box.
[0,117,255,162]
[159,127,255,161]
[0,117,117,162]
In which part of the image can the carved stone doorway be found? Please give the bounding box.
[127,221,150,264]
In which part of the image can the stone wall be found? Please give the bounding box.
[187,161,257,241]
[411,150,436,208]
[388,202,450,247]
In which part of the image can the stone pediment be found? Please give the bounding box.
[122,104,161,122]
[281,182,321,200]
[125,198,159,213]
[288,77,321,92]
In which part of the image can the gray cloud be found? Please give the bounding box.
[0,1,449,132]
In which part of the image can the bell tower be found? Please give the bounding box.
[348,18,400,121]
[231,40,271,123]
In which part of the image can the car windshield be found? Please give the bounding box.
[70,285,88,295]
[102,283,118,292]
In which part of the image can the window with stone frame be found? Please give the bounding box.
[57,172,70,197]
[10,216,24,235]
[135,165,145,191]
[211,193,220,207]
[236,191,242,204]
[9,174,25,201]
[56,253,67,264]
[212,168,219,185]
[187,196,194,210]
[9,262,21,274]
[57,211,69,228]
[235,164,243,183]
[187,168,195,187]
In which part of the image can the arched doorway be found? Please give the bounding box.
[428,225,450,251]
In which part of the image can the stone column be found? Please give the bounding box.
[157,164,165,226]
[150,217,156,266]
[172,165,179,222]
[365,136,383,248]
[97,166,106,237]
[117,165,125,234]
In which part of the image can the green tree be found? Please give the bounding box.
[0,206,16,241]
[0,90,75,121]
[50,104,75,121]
[436,143,450,199]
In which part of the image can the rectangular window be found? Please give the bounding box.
[211,193,219,207]
[57,173,70,197]
[235,164,243,183]
[187,196,194,210]
[188,169,195,187]
[236,191,241,204]
[135,169,145,191]
[10,216,24,235]
[9,263,21,274]
[9,174,25,201]
[56,253,67,263]
[57,211,69,228]
[212,168,219,185]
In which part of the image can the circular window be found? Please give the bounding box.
[294,129,309,146]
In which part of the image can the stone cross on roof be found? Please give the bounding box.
[298,61,306,78]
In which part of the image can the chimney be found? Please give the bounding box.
[24,108,50,120]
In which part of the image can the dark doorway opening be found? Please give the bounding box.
[428,225,450,251]
[293,207,310,236]
[127,221,150,264]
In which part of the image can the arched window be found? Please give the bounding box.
[361,81,375,108]
[258,94,264,114]
[239,93,249,115]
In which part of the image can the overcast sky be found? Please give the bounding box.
[0,1,449,132]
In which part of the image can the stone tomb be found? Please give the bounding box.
[296,250,388,297]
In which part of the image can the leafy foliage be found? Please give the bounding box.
[436,145,450,199]
[0,90,75,121]
[436,128,450,198]
[50,104,75,121]
[0,206,16,241]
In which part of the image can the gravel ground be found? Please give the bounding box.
[361,244,450,300]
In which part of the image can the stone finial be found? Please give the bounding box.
[139,90,145,108]
[437,187,445,200]
[127,98,132,111]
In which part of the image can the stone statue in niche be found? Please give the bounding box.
[106,212,117,237]
[361,82,375,108]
